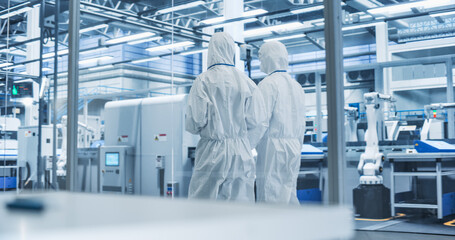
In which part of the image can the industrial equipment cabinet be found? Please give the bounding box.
[387,153,455,219]
[298,154,325,202]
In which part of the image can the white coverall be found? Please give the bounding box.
[186,32,267,202]
[256,41,306,204]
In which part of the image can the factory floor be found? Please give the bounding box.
[354,213,455,239]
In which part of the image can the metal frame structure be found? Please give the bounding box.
[388,152,455,219]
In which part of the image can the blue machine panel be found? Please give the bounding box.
[301,144,324,155]
[297,188,322,203]
[0,177,16,189]
[443,192,455,217]
[414,140,455,153]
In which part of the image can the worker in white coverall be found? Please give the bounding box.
[185,32,268,202]
[256,41,306,204]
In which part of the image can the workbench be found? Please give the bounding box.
[387,152,455,219]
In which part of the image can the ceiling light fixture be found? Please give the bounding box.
[156,1,205,15]
[0,6,32,19]
[146,41,194,52]
[342,22,379,31]
[430,11,455,18]
[264,33,306,42]
[131,57,161,64]
[80,24,108,33]
[106,32,155,45]
[0,62,13,68]
[128,36,163,45]
[244,22,304,38]
[14,79,34,83]
[243,9,268,17]
[368,0,453,15]
[42,49,68,58]
[290,5,324,15]
[3,64,24,70]
[180,49,207,56]
[201,16,225,25]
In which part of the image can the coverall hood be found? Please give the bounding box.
[259,41,289,75]
[207,32,235,67]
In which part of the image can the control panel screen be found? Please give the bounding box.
[105,152,120,166]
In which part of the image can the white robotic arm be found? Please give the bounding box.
[358,92,392,185]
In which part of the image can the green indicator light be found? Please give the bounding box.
[12,85,18,96]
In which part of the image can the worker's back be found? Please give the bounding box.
[192,65,258,140]
[185,32,266,202]
[256,41,305,204]
[259,72,305,140]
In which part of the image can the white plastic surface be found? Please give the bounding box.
[0,192,353,240]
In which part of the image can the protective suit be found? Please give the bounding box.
[256,41,306,204]
[186,32,267,202]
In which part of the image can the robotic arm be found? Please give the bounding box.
[358,92,393,185]
[345,106,359,142]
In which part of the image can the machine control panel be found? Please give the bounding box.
[100,146,134,195]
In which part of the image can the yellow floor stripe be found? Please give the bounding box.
[444,219,455,227]
[356,213,406,222]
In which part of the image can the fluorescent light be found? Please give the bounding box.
[291,5,324,14]
[42,49,68,58]
[80,24,108,33]
[57,72,68,77]
[180,49,207,56]
[243,9,268,17]
[264,33,306,42]
[0,62,13,68]
[368,0,453,15]
[128,36,163,45]
[242,18,259,24]
[3,64,23,70]
[13,79,33,83]
[146,41,194,52]
[342,22,379,31]
[0,6,32,19]
[201,16,225,25]
[156,1,205,15]
[106,32,155,45]
[431,11,455,18]
[79,56,113,65]
[88,65,114,71]
[201,17,258,27]
[42,68,52,72]
[132,57,160,64]
[244,22,304,38]
[80,47,108,55]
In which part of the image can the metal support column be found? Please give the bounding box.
[446,59,454,139]
[52,0,60,188]
[224,0,244,70]
[84,99,88,147]
[37,0,45,189]
[436,161,443,219]
[390,160,395,216]
[315,73,323,142]
[324,0,345,205]
[66,0,80,191]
